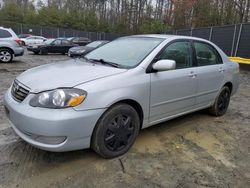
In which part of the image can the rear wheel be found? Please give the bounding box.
[91,103,140,158]
[209,86,231,116]
[0,48,13,63]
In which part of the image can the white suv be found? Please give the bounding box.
[0,27,24,63]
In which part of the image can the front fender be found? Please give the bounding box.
[73,68,150,121]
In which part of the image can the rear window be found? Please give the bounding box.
[0,29,12,38]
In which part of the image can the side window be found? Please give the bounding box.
[0,29,12,38]
[194,42,222,66]
[157,41,192,69]
[52,40,61,45]
[62,40,70,45]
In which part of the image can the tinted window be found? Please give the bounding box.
[158,41,192,69]
[0,29,12,38]
[78,37,89,42]
[52,40,61,45]
[86,41,103,48]
[194,42,222,66]
[72,38,78,42]
[62,40,70,45]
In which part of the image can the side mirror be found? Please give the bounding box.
[152,59,176,72]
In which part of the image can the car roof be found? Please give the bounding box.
[129,34,175,39]
[128,34,213,43]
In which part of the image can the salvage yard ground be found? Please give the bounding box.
[0,51,249,188]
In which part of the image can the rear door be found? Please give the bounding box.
[61,40,73,53]
[193,41,225,108]
[149,40,197,123]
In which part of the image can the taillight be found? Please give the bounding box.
[14,39,22,46]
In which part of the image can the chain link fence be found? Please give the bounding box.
[166,23,250,58]
[1,21,250,58]
[0,21,121,41]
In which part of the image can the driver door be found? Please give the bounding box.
[149,40,197,123]
[49,39,62,53]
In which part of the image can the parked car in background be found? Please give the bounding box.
[68,40,109,57]
[21,36,47,46]
[4,35,239,158]
[68,37,91,46]
[18,34,32,39]
[0,27,24,63]
[27,38,77,55]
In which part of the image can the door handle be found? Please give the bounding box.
[188,71,197,78]
[219,68,225,73]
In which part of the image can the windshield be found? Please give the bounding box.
[86,41,105,48]
[85,37,164,68]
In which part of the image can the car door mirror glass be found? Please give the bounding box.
[152,60,176,72]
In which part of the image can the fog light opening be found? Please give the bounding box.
[31,135,67,145]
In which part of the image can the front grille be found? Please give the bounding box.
[11,80,30,102]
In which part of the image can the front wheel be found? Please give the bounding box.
[39,48,48,55]
[91,103,140,158]
[0,49,13,63]
[209,86,231,116]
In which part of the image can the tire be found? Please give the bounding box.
[34,52,39,55]
[39,48,48,55]
[0,48,13,63]
[91,103,140,158]
[209,86,231,116]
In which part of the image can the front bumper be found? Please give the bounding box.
[4,88,106,152]
[27,47,39,53]
[68,51,82,57]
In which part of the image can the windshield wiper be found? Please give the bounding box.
[89,58,121,68]
[80,56,102,66]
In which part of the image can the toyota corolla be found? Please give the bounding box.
[4,35,239,158]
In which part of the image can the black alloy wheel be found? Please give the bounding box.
[92,103,140,158]
[210,86,231,116]
[104,114,135,152]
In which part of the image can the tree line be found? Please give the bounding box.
[0,0,249,34]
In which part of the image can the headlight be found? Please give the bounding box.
[76,50,86,53]
[30,88,87,108]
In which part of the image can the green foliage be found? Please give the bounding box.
[0,0,249,34]
[0,0,23,23]
[139,18,166,34]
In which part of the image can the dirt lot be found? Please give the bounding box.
[0,51,249,188]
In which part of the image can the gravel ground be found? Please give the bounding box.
[0,51,249,188]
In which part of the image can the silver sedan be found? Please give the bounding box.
[4,35,239,158]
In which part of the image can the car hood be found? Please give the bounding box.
[69,46,93,52]
[16,59,127,93]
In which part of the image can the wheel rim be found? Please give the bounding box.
[0,51,11,62]
[218,90,230,113]
[104,114,135,152]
